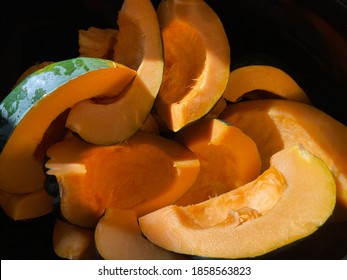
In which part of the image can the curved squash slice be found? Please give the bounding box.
[53,219,96,260]
[154,0,230,131]
[220,99,347,221]
[45,132,200,228]
[0,189,52,220]
[139,145,336,259]
[174,118,261,206]
[66,0,164,145]
[95,208,186,260]
[0,57,136,194]
[223,65,311,104]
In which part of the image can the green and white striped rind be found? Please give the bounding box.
[0,57,117,153]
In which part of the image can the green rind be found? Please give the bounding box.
[0,57,116,152]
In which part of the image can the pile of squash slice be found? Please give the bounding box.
[0,0,346,260]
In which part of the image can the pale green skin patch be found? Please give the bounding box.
[0,57,116,152]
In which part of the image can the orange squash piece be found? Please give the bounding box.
[53,219,96,260]
[0,188,53,220]
[154,0,230,131]
[174,118,261,206]
[66,0,164,145]
[223,65,311,104]
[139,145,336,258]
[95,208,187,260]
[220,99,347,221]
[45,132,200,228]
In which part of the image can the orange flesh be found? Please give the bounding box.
[85,145,174,209]
[155,0,230,131]
[159,21,206,104]
[67,0,163,145]
[176,167,285,229]
[46,132,199,228]
[34,109,69,162]
[95,208,186,260]
[0,188,53,220]
[53,219,96,260]
[175,118,261,206]
[113,13,145,70]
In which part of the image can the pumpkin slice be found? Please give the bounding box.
[0,188,53,220]
[220,99,347,221]
[53,219,96,260]
[223,65,311,104]
[174,118,261,206]
[0,57,136,194]
[45,132,200,228]
[95,208,187,260]
[66,0,164,145]
[139,144,336,259]
[154,0,230,131]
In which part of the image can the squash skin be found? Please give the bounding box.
[223,65,311,104]
[139,145,336,259]
[174,118,261,206]
[66,0,164,145]
[45,132,200,228]
[154,0,230,131]
[220,99,347,221]
[0,58,136,194]
[95,208,186,260]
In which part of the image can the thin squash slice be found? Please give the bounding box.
[66,0,164,145]
[45,132,200,228]
[0,58,135,194]
[220,99,347,221]
[154,0,230,131]
[174,118,261,206]
[95,208,186,260]
[139,145,336,259]
[223,65,311,104]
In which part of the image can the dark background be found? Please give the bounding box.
[1,0,347,259]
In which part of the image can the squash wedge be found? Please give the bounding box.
[154,0,230,131]
[139,145,336,259]
[45,132,200,228]
[66,0,164,145]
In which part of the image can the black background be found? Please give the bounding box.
[1,0,347,259]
